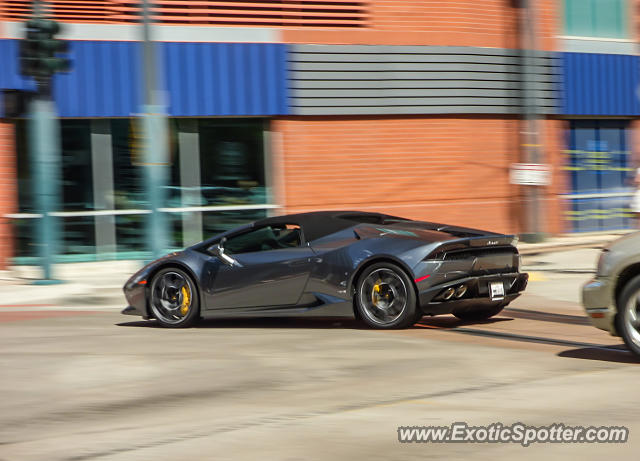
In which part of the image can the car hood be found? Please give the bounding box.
[605,231,640,253]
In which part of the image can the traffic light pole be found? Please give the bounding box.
[29,96,62,284]
[141,0,169,259]
[21,0,69,283]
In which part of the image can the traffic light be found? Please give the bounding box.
[19,19,42,77]
[19,17,71,81]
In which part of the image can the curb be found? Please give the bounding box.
[518,240,608,255]
[0,283,125,308]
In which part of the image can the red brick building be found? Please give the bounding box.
[0,1,638,267]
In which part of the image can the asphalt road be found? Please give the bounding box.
[0,248,638,461]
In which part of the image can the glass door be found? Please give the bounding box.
[565,120,633,232]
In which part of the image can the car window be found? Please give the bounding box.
[224,224,302,254]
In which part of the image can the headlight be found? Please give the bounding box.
[596,249,611,276]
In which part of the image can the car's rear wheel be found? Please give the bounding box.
[355,262,418,329]
[453,303,505,321]
[615,275,640,356]
[149,267,199,328]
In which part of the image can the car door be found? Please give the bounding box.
[202,225,315,310]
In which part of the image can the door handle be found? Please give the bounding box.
[289,259,310,267]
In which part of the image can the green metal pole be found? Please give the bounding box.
[141,0,168,259]
[142,108,169,258]
[29,96,62,284]
[22,0,66,282]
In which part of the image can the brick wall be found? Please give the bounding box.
[0,0,6,38]
[283,0,558,50]
[272,116,563,235]
[0,122,17,269]
[630,120,640,176]
[634,0,640,44]
[1,1,562,49]
[535,0,560,51]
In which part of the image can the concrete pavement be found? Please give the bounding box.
[0,272,637,461]
[1,245,638,460]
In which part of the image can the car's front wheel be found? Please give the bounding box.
[355,262,418,329]
[149,267,200,328]
[615,275,640,356]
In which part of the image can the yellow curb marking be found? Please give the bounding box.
[527,272,547,282]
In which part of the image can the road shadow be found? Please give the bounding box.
[118,314,513,330]
[117,317,363,329]
[558,346,640,364]
[503,307,590,326]
[116,316,639,364]
[413,316,514,329]
[414,315,630,355]
[117,320,164,328]
[118,312,519,330]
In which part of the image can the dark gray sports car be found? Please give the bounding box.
[122,211,528,329]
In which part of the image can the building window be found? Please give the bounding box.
[111,118,146,211]
[199,120,267,207]
[564,0,629,38]
[61,120,93,211]
[11,118,275,262]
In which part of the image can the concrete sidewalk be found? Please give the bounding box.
[0,230,634,307]
[0,260,143,308]
[517,229,634,254]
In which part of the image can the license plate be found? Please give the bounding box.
[489,282,505,300]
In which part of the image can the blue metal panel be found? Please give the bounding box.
[1,39,289,117]
[160,42,289,117]
[560,52,640,115]
[0,40,36,92]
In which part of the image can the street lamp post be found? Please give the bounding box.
[140,0,169,259]
[518,0,546,243]
[29,97,60,283]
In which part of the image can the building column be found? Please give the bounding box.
[268,119,286,215]
[178,119,203,246]
[0,121,17,270]
[91,119,117,257]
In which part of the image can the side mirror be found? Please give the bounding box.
[211,238,239,267]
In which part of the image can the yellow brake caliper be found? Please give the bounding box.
[180,286,191,316]
[373,279,382,304]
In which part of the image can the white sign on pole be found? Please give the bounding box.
[509,163,552,186]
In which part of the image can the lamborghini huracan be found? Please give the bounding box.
[122,211,528,329]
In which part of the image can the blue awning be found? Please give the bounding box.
[0,40,289,117]
[560,52,640,116]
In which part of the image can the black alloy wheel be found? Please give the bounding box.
[149,267,200,328]
[355,262,418,329]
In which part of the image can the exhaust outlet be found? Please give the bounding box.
[442,287,455,300]
[454,285,467,298]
